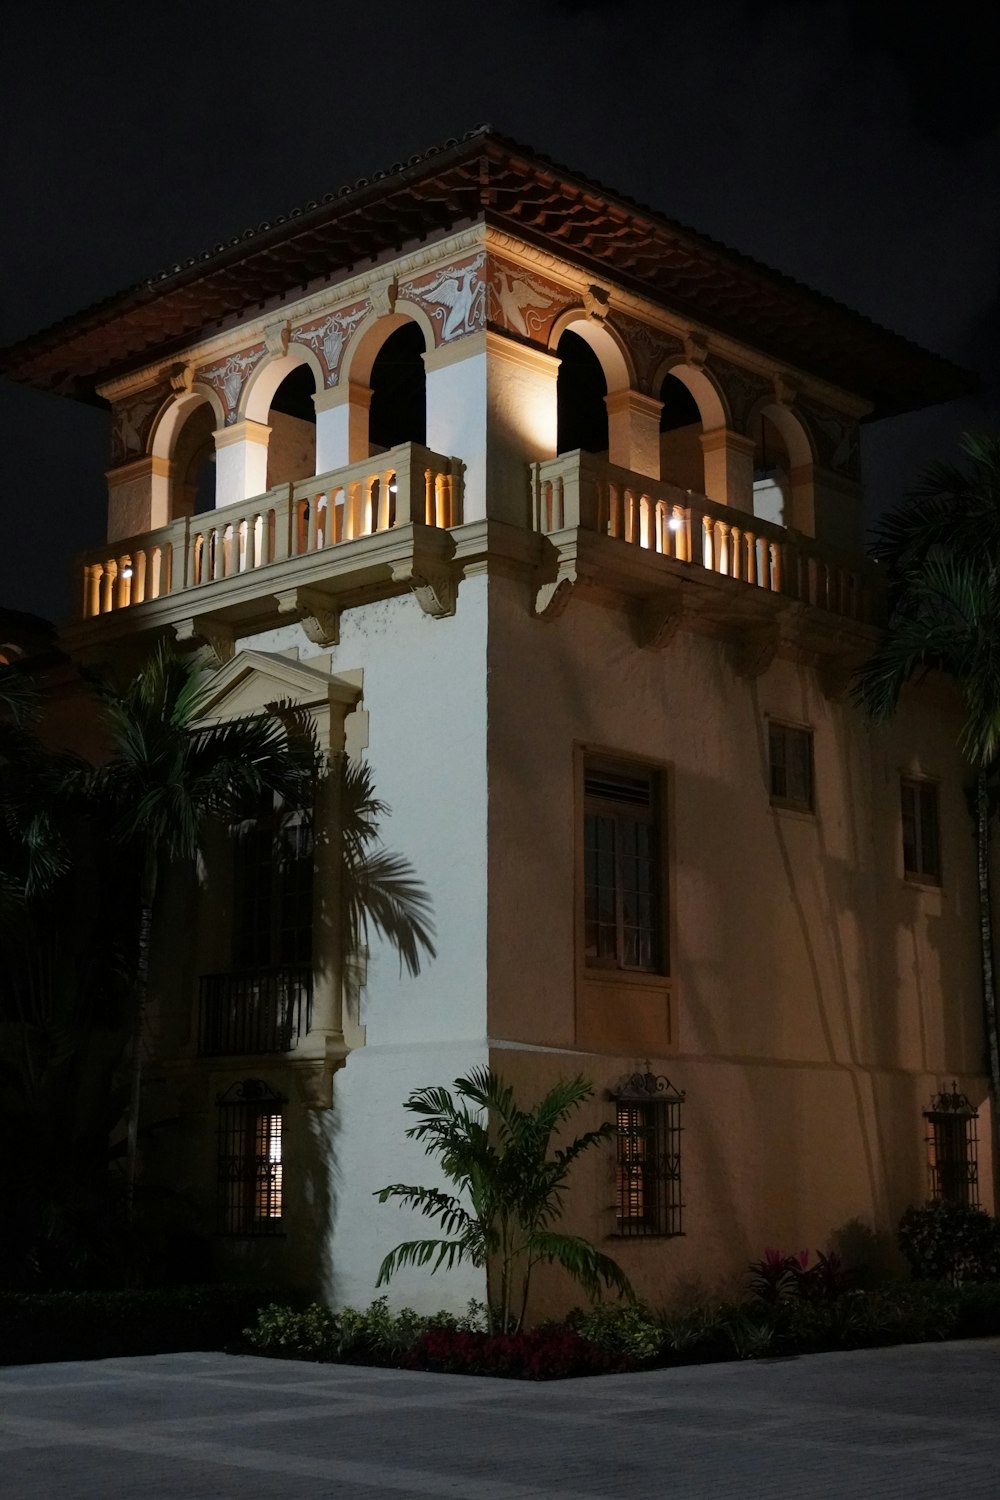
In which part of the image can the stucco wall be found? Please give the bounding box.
[484,574,991,1314]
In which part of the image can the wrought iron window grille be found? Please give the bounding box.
[216,1078,287,1237]
[610,1070,684,1238]
[924,1082,979,1208]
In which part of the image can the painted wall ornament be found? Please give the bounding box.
[110,388,165,465]
[487,256,567,344]
[292,300,370,388]
[611,311,684,395]
[199,345,267,425]
[402,252,486,343]
[708,356,771,433]
[799,400,861,479]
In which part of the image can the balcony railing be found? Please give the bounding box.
[81,441,462,618]
[197,966,312,1056]
[532,452,881,626]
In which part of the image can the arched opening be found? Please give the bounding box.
[172,401,217,519]
[266,364,318,488]
[659,373,704,491]
[556,329,608,456]
[368,323,426,452]
[752,412,792,526]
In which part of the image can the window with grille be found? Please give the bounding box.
[901,778,941,884]
[768,722,813,812]
[583,761,665,973]
[612,1072,684,1237]
[924,1085,979,1207]
[216,1079,286,1236]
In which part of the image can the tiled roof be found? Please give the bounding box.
[0,126,977,418]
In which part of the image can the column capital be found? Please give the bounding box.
[213,419,271,450]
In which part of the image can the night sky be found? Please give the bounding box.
[2,0,998,622]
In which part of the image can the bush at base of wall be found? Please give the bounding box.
[0,1284,277,1366]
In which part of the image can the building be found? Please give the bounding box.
[0,127,988,1315]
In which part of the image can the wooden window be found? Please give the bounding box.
[768,722,813,812]
[583,762,665,974]
[901,778,941,884]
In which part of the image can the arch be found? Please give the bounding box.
[149,386,225,463]
[746,399,816,470]
[548,310,635,394]
[339,305,435,389]
[652,358,729,432]
[241,345,325,426]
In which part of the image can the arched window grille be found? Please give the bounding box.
[924,1083,979,1207]
[216,1079,286,1236]
[610,1070,684,1238]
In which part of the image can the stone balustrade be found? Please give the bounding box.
[532,451,881,625]
[80,442,462,618]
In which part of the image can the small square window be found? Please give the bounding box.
[768,722,813,812]
[901,778,941,884]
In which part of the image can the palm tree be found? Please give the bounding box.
[77,642,437,1216]
[874,433,1000,587]
[375,1068,633,1333]
[854,548,1000,1200]
[75,642,317,1215]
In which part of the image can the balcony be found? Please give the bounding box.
[198,965,313,1057]
[532,452,882,633]
[79,441,462,627]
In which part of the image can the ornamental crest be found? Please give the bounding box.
[292,299,370,387]
[487,255,568,344]
[401,252,486,344]
[199,344,267,424]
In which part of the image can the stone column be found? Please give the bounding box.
[106,456,172,542]
[425,336,488,522]
[313,382,373,472]
[700,427,755,511]
[213,420,271,507]
[605,390,663,479]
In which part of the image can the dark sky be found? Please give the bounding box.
[2,0,998,621]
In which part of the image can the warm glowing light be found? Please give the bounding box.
[667,516,683,532]
[121,565,134,579]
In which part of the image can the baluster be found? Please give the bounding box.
[730,525,743,580]
[307,492,321,551]
[117,556,132,607]
[701,516,714,570]
[745,531,758,585]
[133,550,146,604]
[424,466,435,526]
[331,491,344,545]
[246,515,258,570]
[716,521,730,576]
[85,564,102,618]
[770,541,783,595]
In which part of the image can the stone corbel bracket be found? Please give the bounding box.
[274,585,340,646]
[634,590,683,651]
[726,620,780,679]
[391,559,457,618]
[173,615,236,665]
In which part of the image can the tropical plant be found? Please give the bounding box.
[854,434,1000,1197]
[374,1069,633,1334]
[69,642,316,1215]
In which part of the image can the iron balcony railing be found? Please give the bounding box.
[198,965,312,1057]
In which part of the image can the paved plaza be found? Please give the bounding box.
[2,1338,999,1498]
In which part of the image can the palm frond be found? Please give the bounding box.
[375,1236,476,1285]
[523,1230,633,1302]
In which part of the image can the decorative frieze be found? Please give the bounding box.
[110,386,167,466]
[706,356,771,435]
[798,400,862,479]
[291,300,370,388]
[486,256,569,344]
[199,344,267,425]
[400,251,487,344]
[610,310,684,396]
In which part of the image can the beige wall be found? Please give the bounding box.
[485,574,992,1317]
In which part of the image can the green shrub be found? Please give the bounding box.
[0,1283,275,1366]
[566,1302,665,1361]
[244,1296,487,1362]
[898,1202,1000,1284]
